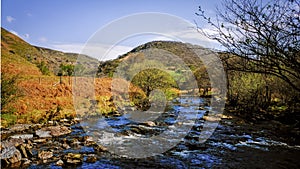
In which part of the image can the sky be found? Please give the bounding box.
[1,0,223,60]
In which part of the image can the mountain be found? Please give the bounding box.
[98,41,212,89]
[1,27,99,76]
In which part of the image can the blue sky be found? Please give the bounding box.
[2,0,222,60]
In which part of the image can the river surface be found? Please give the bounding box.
[28,96,300,169]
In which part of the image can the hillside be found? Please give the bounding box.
[1,28,145,127]
[1,27,99,76]
[98,41,212,90]
[1,28,43,76]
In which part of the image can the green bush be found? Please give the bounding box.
[37,61,51,75]
[1,113,17,126]
[59,64,75,76]
[227,71,271,112]
[132,68,177,97]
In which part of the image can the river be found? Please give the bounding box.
[26,96,300,168]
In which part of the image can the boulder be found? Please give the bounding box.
[63,153,83,165]
[0,130,12,140]
[84,136,96,146]
[17,144,28,158]
[47,126,71,137]
[10,124,31,133]
[37,126,71,138]
[94,144,108,152]
[86,154,97,163]
[60,119,69,123]
[56,159,64,166]
[1,146,22,165]
[33,138,47,143]
[216,114,233,119]
[36,130,52,138]
[202,115,221,122]
[62,143,71,149]
[38,151,53,160]
[22,158,32,165]
[142,121,156,127]
[70,139,81,148]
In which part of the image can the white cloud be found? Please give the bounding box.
[10,30,19,36]
[51,43,83,54]
[164,27,222,50]
[6,16,15,23]
[51,43,133,61]
[39,37,48,43]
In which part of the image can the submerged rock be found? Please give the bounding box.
[86,154,97,163]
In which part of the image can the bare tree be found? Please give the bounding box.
[196,0,300,92]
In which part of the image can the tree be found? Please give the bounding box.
[132,68,177,96]
[37,61,50,75]
[196,0,300,92]
[58,64,74,76]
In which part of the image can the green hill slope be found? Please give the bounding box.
[1,27,99,76]
[98,41,212,91]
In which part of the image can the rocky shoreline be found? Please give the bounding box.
[0,117,109,168]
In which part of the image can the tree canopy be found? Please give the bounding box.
[196,0,300,92]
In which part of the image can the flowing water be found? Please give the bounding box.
[29,96,300,169]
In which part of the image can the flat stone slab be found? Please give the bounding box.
[10,124,31,132]
[10,134,34,140]
[36,126,71,138]
[36,130,52,138]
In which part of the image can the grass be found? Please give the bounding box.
[1,113,17,127]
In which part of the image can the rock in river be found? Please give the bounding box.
[10,134,33,140]
[35,130,52,138]
[63,153,83,165]
[202,115,221,122]
[38,151,53,160]
[36,126,71,138]
[0,146,22,165]
[56,159,64,166]
[86,154,97,163]
[142,121,156,127]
